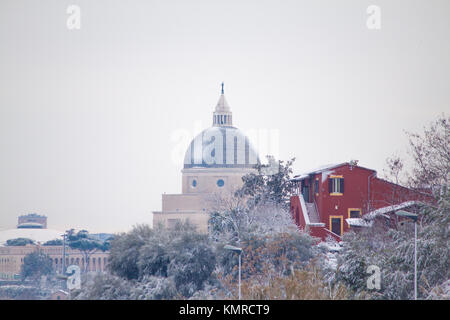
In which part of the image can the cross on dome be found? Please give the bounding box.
[213,82,232,126]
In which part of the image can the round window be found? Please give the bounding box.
[192,179,197,188]
[217,179,225,187]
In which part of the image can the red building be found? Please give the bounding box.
[289,161,434,241]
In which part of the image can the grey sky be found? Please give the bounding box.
[0,0,449,233]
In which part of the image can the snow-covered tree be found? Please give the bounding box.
[5,238,35,246]
[208,191,298,244]
[336,192,449,300]
[72,273,133,300]
[336,115,450,300]
[66,229,109,273]
[406,114,449,191]
[236,156,296,210]
[208,156,299,244]
[107,224,154,280]
[84,221,217,299]
[20,251,53,282]
[215,230,318,299]
[236,261,349,300]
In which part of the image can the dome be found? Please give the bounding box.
[184,126,259,169]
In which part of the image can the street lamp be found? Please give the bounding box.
[395,210,418,300]
[224,245,243,300]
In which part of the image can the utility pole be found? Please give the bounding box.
[62,232,66,275]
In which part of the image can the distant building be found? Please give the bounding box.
[153,85,260,232]
[18,213,47,229]
[0,244,109,280]
[290,162,434,241]
[0,215,109,280]
[0,214,62,246]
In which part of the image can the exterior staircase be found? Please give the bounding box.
[305,202,320,223]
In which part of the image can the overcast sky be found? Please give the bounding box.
[0,0,449,234]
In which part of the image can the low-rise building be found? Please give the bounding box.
[290,161,434,241]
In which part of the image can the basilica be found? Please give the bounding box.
[153,85,259,232]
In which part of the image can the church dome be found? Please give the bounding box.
[183,126,259,169]
[184,84,259,169]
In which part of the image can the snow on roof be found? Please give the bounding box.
[17,222,44,228]
[291,162,377,181]
[291,163,345,181]
[53,290,69,295]
[363,201,424,221]
[346,218,373,227]
[308,223,326,227]
[0,228,63,246]
[291,174,309,181]
[319,241,342,252]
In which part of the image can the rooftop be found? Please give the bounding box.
[363,201,425,221]
[291,162,377,181]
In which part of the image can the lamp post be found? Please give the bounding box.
[395,210,418,300]
[224,245,243,300]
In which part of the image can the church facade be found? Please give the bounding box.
[153,85,259,232]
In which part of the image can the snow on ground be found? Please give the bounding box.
[318,239,342,271]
